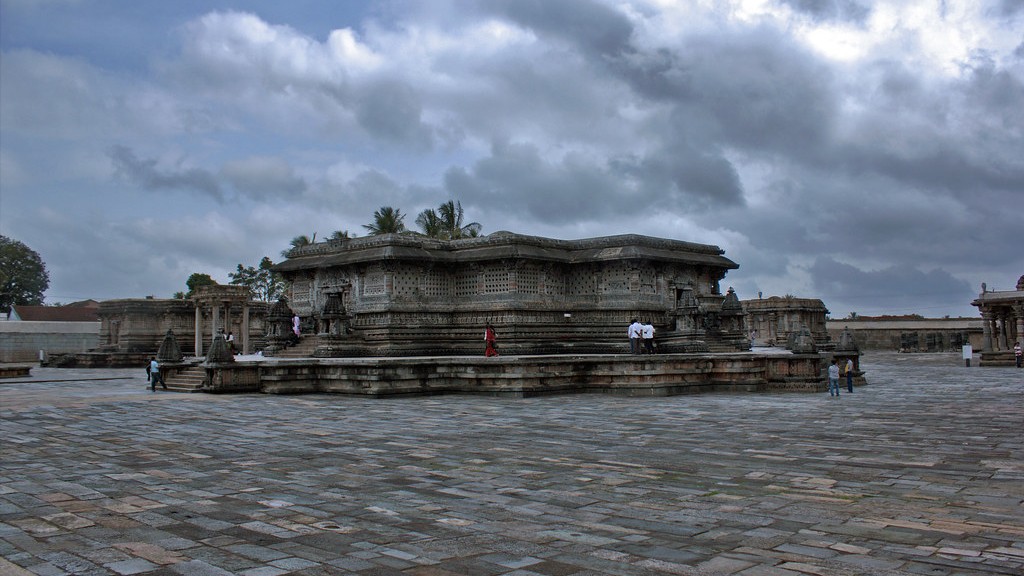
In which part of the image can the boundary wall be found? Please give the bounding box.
[0,321,100,363]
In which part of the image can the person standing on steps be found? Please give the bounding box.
[827,359,840,397]
[149,357,167,391]
[1015,341,1022,368]
[484,323,499,357]
[642,322,655,354]
[628,318,642,354]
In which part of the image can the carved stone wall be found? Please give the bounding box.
[275,232,745,356]
[742,297,832,349]
[97,297,269,356]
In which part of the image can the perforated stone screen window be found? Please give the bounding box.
[602,263,631,293]
[518,269,541,294]
[455,271,478,297]
[393,268,419,297]
[422,270,450,297]
[483,268,511,294]
[568,269,596,295]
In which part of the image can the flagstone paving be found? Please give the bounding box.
[1,353,1021,575]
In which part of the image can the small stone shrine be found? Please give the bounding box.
[274,232,749,356]
[971,275,1024,366]
[742,296,832,349]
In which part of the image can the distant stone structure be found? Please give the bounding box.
[971,275,1024,366]
[742,296,831,349]
[274,232,749,356]
[825,318,982,351]
[46,292,269,367]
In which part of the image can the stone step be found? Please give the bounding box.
[276,336,321,358]
[162,366,207,393]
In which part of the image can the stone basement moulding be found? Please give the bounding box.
[188,352,837,397]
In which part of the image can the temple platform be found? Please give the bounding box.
[181,350,839,396]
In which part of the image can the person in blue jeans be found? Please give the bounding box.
[845,358,854,393]
[827,359,840,397]
[149,358,167,391]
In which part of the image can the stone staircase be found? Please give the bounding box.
[165,365,207,393]
[275,336,320,358]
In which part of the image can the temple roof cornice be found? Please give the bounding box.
[274,232,739,272]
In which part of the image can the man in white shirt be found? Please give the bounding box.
[642,323,655,354]
[827,359,840,397]
[628,319,642,354]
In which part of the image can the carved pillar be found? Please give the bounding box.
[211,304,221,342]
[242,304,251,355]
[998,310,1009,350]
[982,310,993,352]
[194,306,203,356]
[1015,304,1024,346]
[223,301,232,341]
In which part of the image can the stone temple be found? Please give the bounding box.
[272,231,751,357]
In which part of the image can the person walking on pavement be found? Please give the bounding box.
[149,357,167,391]
[845,358,854,393]
[828,359,840,397]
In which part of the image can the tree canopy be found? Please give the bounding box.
[415,200,481,239]
[228,256,286,302]
[362,206,407,235]
[185,273,217,298]
[0,235,49,313]
[281,234,316,257]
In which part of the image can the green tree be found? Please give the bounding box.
[0,235,49,313]
[185,273,217,298]
[438,200,481,239]
[363,206,407,235]
[329,230,354,241]
[229,256,286,302]
[417,200,481,239]
[415,208,443,238]
[281,233,315,257]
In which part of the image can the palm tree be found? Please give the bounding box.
[363,206,407,235]
[281,233,315,257]
[437,200,481,239]
[415,208,444,238]
[329,230,353,241]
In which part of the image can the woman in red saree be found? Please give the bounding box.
[484,323,499,356]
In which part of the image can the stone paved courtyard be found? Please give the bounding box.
[1,353,1021,576]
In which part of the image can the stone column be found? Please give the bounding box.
[999,309,1007,350]
[194,306,203,356]
[982,310,993,352]
[242,304,251,355]
[1015,304,1024,345]
[211,304,221,343]
[223,301,232,341]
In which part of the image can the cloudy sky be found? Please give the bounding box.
[2,0,1022,318]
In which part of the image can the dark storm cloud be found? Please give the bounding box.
[486,0,634,59]
[221,157,307,200]
[613,145,745,209]
[109,145,224,201]
[443,137,744,225]
[354,80,433,147]
[609,28,837,158]
[443,141,624,224]
[808,257,976,316]
[991,0,1024,17]
[778,0,872,23]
